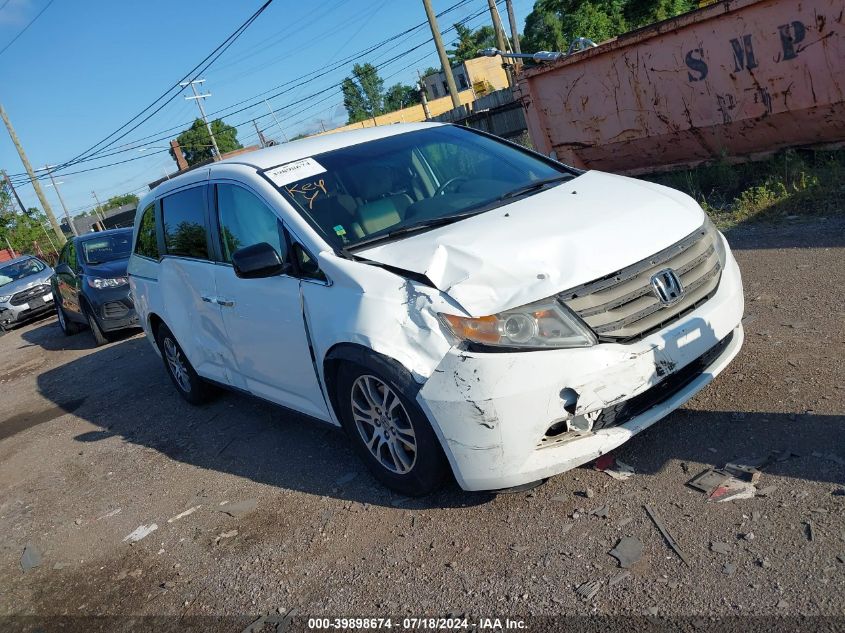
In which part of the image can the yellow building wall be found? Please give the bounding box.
[464,56,510,92]
[316,89,477,137]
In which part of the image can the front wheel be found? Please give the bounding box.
[155,323,215,405]
[56,300,81,336]
[84,305,108,346]
[336,361,448,496]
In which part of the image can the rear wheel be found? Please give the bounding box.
[156,323,215,405]
[336,360,448,496]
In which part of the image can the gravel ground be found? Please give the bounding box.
[0,217,843,632]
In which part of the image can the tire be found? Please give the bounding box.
[83,304,109,346]
[336,360,448,496]
[155,323,215,405]
[56,300,81,336]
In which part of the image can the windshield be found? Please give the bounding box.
[0,258,45,288]
[267,126,574,250]
[80,232,133,264]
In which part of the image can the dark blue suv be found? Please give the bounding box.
[51,228,139,345]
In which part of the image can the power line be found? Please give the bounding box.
[20,0,476,178]
[44,0,274,177]
[0,0,55,58]
[8,0,497,188]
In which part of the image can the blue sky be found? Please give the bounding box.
[0,0,535,221]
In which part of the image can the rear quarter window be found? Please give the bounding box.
[134,204,159,260]
[161,187,210,260]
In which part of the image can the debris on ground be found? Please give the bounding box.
[594,454,635,480]
[709,477,758,502]
[575,579,601,601]
[591,505,610,519]
[616,517,633,529]
[123,524,158,543]
[218,498,258,518]
[645,505,690,566]
[20,543,41,571]
[724,459,763,484]
[167,505,201,523]
[711,542,732,555]
[804,521,814,542]
[723,562,737,576]
[756,485,778,497]
[584,488,595,499]
[214,529,239,545]
[609,536,643,568]
[687,469,730,494]
[741,532,755,541]
[608,570,630,586]
[96,508,121,520]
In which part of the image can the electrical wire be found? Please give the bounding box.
[0,0,55,57]
[9,0,501,187]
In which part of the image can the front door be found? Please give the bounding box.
[211,182,328,420]
[55,241,83,321]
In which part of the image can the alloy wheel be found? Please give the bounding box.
[163,337,191,393]
[350,374,417,474]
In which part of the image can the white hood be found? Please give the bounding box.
[357,171,705,317]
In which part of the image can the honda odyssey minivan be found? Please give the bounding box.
[128,123,744,496]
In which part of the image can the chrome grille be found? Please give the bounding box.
[10,284,52,306]
[559,225,722,342]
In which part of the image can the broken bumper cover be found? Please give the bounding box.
[417,252,744,491]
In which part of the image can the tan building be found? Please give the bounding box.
[421,55,509,100]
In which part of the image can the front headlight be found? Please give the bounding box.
[87,276,128,290]
[439,298,597,350]
[0,294,11,303]
[703,215,727,268]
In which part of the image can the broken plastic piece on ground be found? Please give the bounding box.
[575,579,601,601]
[123,524,158,543]
[644,504,690,566]
[609,536,643,568]
[20,543,41,571]
[608,570,630,586]
[218,498,258,518]
[594,454,635,480]
[711,542,732,555]
[687,468,730,494]
[709,477,757,502]
[724,460,763,483]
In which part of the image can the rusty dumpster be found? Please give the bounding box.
[517,0,845,174]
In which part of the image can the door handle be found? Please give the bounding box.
[201,295,216,303]
[216,298,235,307]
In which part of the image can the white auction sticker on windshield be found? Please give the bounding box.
[265,157,326,186]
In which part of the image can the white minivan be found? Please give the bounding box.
[128,123,744,496]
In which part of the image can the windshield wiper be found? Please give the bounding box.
[349,210,484,250]
[498,174,572,200]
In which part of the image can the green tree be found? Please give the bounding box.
[448,23,497,64]
[421,66,439,79]
[102,193,140,211]
[342,63,385,124]
[521,0,693,53]
[0,185,52,256]
[175,118,243,167]
[383,83,421,112]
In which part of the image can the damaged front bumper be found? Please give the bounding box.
[417,252,744,491]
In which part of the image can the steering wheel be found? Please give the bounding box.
[434,176,468,197]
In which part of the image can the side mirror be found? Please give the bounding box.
[55,263,73,276]
[232,242,292,279]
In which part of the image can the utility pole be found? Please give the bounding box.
[265,100,288,142]
[417,70,432,120]
[181,79,221,160]
[252,120,266,148]
[2,170,57,254]
[90,191,107,231]
[42,166,78,236]
[421,0,461,109]
[487,0,515,88]
[505,0,522,73]
[0,103,66,245]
